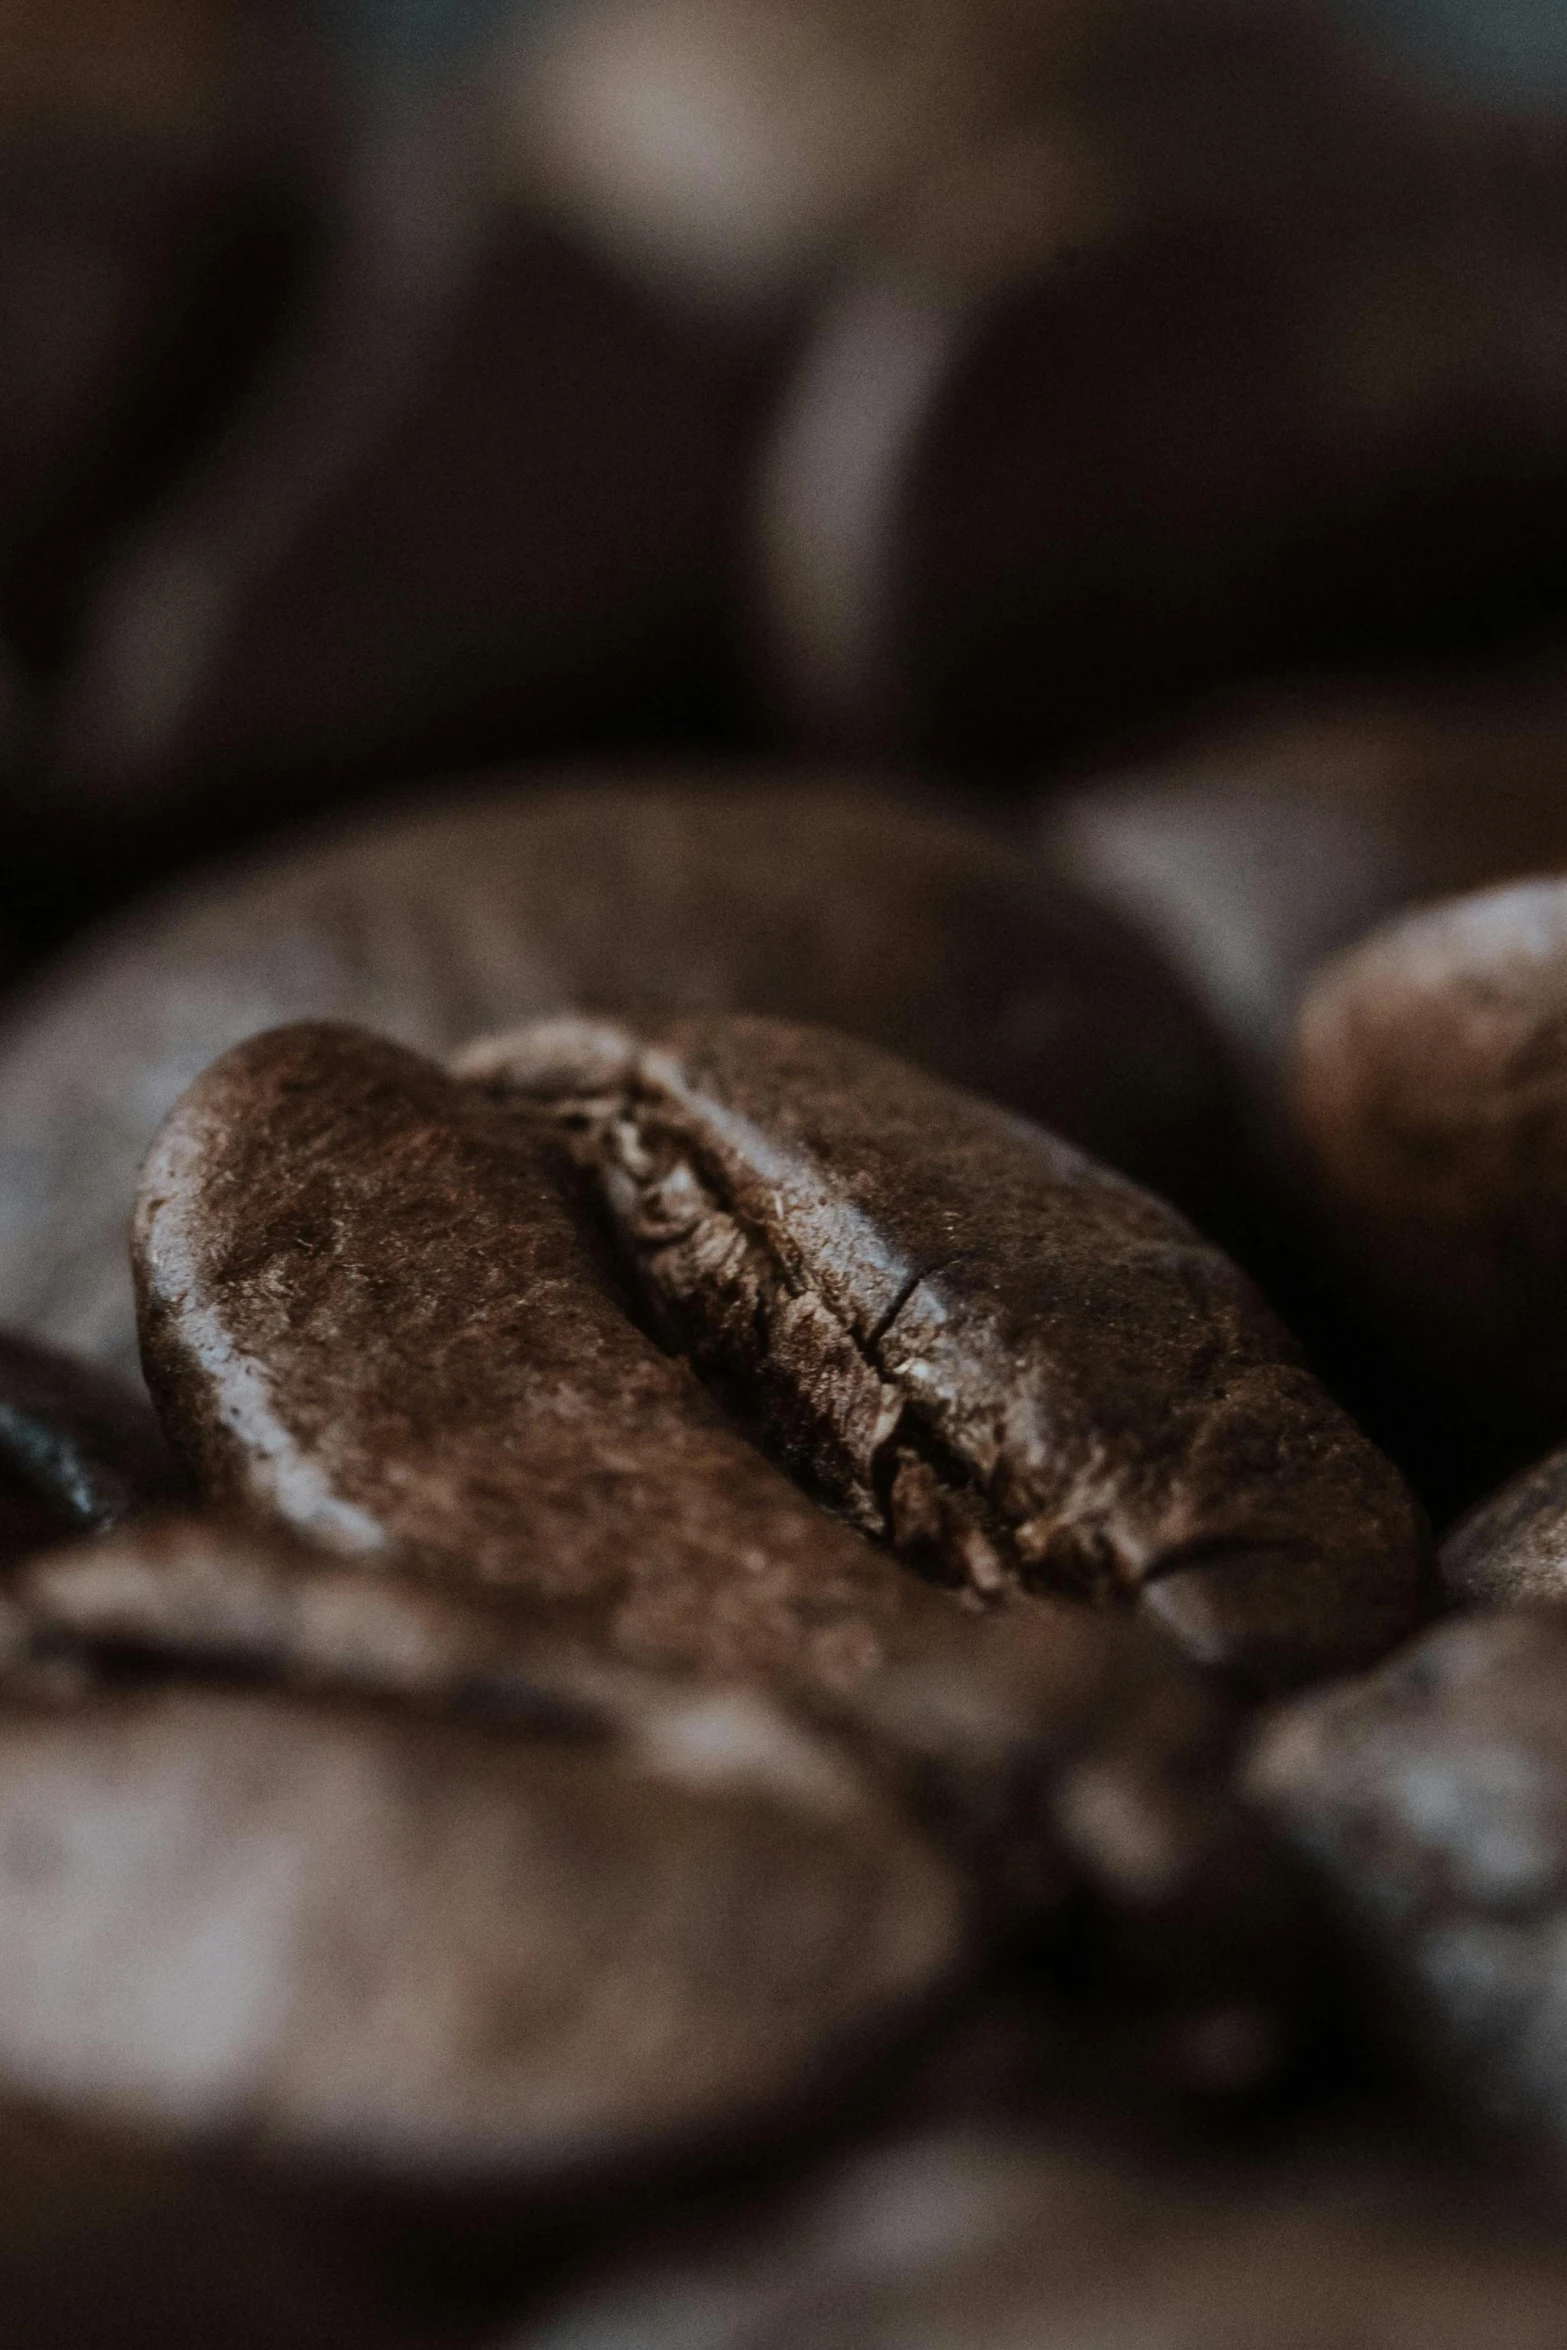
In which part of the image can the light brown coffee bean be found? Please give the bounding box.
[0,775,1225,1379]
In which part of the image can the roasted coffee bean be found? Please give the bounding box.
[0,1327,182,1571]
[9,1513,1314,2077]
[1290,878,1567,1456]
[0,6,322,688]
[0,1623,960,2185]
[0,2104,432,2350]
[0,776,1225,1377]
[1043,650,1567,1103]
[133,1015,1424,1690]
[516,2115,1567,2349]
[1042,751,1418,1105]
[1442,1444,1567,1609]
[757,113,1567,767]
[1249,1608,1567,2145]
[464,1010,1428,1686]
[42,122,770,857]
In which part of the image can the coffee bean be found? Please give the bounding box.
[1440,1443,1567,1609]
[0,1327,183,1571]
[0,9,322,691]
[516,2114,1567,2350]
[1249,1609,1567,2148]
[43,139,770,853]
[1043,650,1567,1109]
[0,1514,990,2213]
[464,1009,1429,1688]
[1290,878,1567,1457]
[127,1017,1323,2051]
[132,1015,1423,1693]
[0,1608,961,2185]
[13,1507,1314,2077]
[0,776,1226,1377]
[758,164,1567,768]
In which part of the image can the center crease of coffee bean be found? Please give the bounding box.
[546,1078,1082,1606]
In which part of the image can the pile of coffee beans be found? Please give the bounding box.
[11,1,1567,2340]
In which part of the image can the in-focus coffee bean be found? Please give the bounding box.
[134,1015,1425,1691]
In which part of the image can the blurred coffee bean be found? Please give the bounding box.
[13,1513,1314,2074]
[757,108,1567,766]
[507,0,1403,325]
[0,2103,436,2350]
[0,776,1227,1379]
[0,1627,960,2187]
[0,3,325,687]
[1291,879,1567,1462]
[38,70,777,877]
[1043,649,1567,1106]
[0,1329,182,1571]
[1250,1609,1567,2152]
[1043,753,1413,1106]
[514,2114,1567,2349]
[497,0,1117,316]
[1440,1443,1567,1609]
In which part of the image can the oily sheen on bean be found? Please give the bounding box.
[128,1020,1321,2022]
[136,1016,1426,1691]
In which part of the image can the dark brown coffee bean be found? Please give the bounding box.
[0,1661,959,2185]
[134,1015,1423,1691]
[1043,652,1567,1106]
[517,2116,1567,2350]
[757,121,1567,767]
[1249,1608,1567,2144]
[1290,878,1567,1451]
[43,131,768,851]
[0,775,1225,1378]
[1442,1445,1567,1608]
[463,1010,1429,1688]
[0,1327,183,1570]
[0,8,322,688]
[11,1511,1314,2081]
[127,1023,1316,2049]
